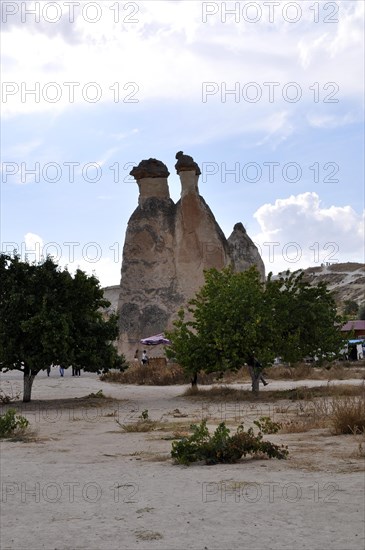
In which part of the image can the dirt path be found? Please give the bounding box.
[0,371,364,550]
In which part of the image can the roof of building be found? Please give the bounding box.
[341,320,365,332]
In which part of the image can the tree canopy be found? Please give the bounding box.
[0,254,124,401]
[166,267,344,390]
[343,300,359,317]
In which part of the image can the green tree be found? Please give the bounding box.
[357,303,365,320]
[0,254,124,402]
[343,300,359,317]
[166,267,344,392]
[267,270,344,365]
[165,308,208,386]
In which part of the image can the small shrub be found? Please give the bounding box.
[330,396,365,434]
[171,420,288,466]
[117,420,158,432]
[86,390,105,399]
[0,387,20,404]
[116,414,158,432]
[0,409,29,438]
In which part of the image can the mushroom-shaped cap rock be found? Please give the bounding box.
[175,151,201,176]
[130,158,170,180]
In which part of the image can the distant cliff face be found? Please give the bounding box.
[117,153,265,358]
[297,263,365,307]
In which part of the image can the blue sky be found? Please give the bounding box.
[1,0,364,286]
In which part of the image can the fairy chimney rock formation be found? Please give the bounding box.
[228,222,265,275]
[174,151,229,299]
[118,158,178,356]
[130,158,170,206]
[118,152,265,358]
[175,150,201,197]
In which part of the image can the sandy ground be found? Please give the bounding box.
[0,370,364,550]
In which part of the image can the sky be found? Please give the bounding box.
[1,0,364,287]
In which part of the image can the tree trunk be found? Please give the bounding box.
[23,368,36,402]
[251,375,260,393]
[191,372,198,387]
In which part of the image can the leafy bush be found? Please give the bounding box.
[253,416,282,434]
[0,409,29,438]
[171,420,288,465]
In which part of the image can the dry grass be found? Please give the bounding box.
[135,530,163,541]
[101,361,188,385]
[268,363,314,380]
[330,395,365,434]
[1,395,121,414]
[101,359,364,387]
[116,419,160,432]
[0,386,21,404]
[183,383,364,402]
[268,362,365,381]
[116,418,192,434]
[100,360,221,386]
[183,383,365,438]
[280,400,331,433]
[279,392,365,435]
[6,428,40,443]
[351,438,365,458]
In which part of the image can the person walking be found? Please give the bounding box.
[141,350,149,366]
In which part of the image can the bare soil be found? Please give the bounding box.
[0,370,364,550]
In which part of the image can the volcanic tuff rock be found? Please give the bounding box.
[117,153,265,358]
[298,262,365,308]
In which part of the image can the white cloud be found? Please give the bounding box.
[61,256,121,288]
[23,233,44,262]
[1,0,363,120]
[3,139,43,157]
[298,1,364,65]
[15,233,120,286]
[95,146,121,168]
[252,111,294,149]
[307,112,357,129]
[253,192,365,273]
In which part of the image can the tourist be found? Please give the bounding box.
[141,350,149,366]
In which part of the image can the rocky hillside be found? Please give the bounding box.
[105,263,364,318]
[102,285,120,315]
[278,262,364,309]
